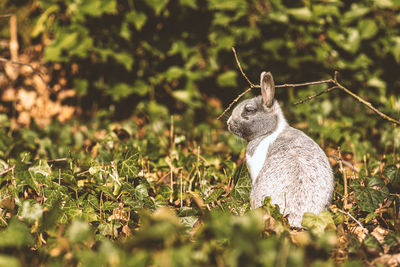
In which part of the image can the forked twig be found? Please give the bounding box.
[218,47,400,126]
[338,208,369,235]
[294,86,338,105]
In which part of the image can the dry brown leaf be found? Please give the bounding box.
[371,226,390,244]
[2,87,17,101]
[372,253,400,267]
[352,225,368,242]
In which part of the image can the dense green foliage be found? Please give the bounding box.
[0,0,400,266]
[12,0,398,155]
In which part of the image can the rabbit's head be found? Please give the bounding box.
[227,72,283,141]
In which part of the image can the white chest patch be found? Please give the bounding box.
[246,118,286,184]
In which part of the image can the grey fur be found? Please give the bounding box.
[227,72,334,228]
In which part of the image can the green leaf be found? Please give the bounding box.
[165,66,184,82]
[204,187,224,204]
[358,19,378,39]
[231,163,251,203]
[144,0,169,15]
[42,198,63,230]
[0,255,19,267]
[0,219,34,248]
[301,211,335,237]
[125,11,147,31]
[20,201,43,224]
[29,160,51,178]
[132,80,150,96]
[74,0,117,17]
[67,219,92,243]
[111,52,134,71]
[384,165,400,191]
[45,32,78,61]
[31,5,59,37]
[172,90,192,104]
[391,37,400,63]
[342,4,370,24]
[352,176,389,213]
[118,149,139,178]
[208,0,246,10]
[179,0,197,9]
[217,71,237,87]
[108,83,135,101]
[287,7,313,21]
[74,78,89,96]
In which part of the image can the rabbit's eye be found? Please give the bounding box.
[244,106,256,115]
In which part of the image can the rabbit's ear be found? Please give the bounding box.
[260,72,275,108]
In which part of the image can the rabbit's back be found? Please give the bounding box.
[249,126,333,227]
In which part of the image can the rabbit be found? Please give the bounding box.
[227,72,334,228]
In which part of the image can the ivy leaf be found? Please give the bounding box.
[204,187,224,204]
[352,176,389,213]
[67,219,92,243]
[0,219,34,248]
[231,163,251,203]
[118,149,139,178]
[20,201,43,224]
[301,211,335,237]
[384,164,400,191]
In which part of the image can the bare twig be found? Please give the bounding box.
[275,79,332,88]
[332,71,400,126]
[338,208,369,235]
[0,14,12,18]
[218,47,400,126]
[232,47,257,88]
[9,14,18,61]
[294,86,338,105]
[329,154,359,173]
[0,166,15,176]
[217,87,252,120]
[47,158,68,164]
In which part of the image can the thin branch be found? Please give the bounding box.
[0,57,50,89]
[0,166,15,176]
[0,14,12,18]
[275,79,332,88]
[294,86,338,105]
[329,154,359,173]
[338,208,369,235]
[47,158,68,164]
[332,71,400,125]
[232,47,257,88]
[217,87,252,120]
[219,48,400,126]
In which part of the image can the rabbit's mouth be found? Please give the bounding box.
[228,123,243,138]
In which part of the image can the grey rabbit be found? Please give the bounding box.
[227,72,334,228]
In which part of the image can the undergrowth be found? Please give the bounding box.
[0,112,399,266]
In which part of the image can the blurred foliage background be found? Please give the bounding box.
[0,0,400,266]
[0,0,399,157]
